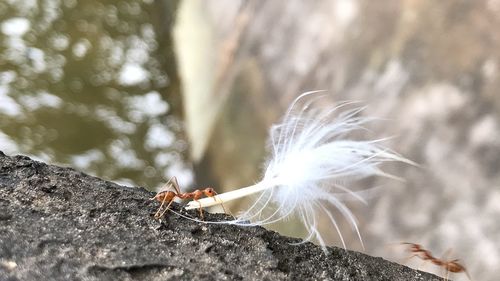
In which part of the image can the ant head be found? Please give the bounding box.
[204,188,216,197]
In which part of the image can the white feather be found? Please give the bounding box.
[185,91,412,250]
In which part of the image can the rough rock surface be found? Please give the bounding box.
[0,151,441,280]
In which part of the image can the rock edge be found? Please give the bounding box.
[0,151,442,281]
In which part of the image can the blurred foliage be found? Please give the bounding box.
[0,0,191,189]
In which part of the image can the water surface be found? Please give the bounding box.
[0,0,191,189]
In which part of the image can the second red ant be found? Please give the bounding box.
[402,242,472,281]
[151,176,225,220]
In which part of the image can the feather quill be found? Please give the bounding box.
[185,91,411,250]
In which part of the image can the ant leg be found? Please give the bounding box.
[416,259,428,271]
[157,176,176,193]
[441,248,452,260]
[441,248,452,281]
[199,204,204,220]
[159,199,176,218]
[154,194,169,218]
[170,176,182,194]
[402,254,418,265]
[212,191,231,215]
[463,268,473,281]
[193,199,204,220]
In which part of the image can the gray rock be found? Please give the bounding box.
[0,151,441,280]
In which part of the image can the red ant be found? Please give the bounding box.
[151,176,224,220]
[402,242,472,281]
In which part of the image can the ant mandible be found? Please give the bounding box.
[402,242,472,281]
[151,176,222,220]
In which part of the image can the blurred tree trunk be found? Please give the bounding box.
[174,1,500,280]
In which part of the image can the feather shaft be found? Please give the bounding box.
[185,182,270,209]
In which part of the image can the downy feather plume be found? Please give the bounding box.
[185,91,411,250]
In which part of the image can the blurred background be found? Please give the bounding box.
[1,0,499,280]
